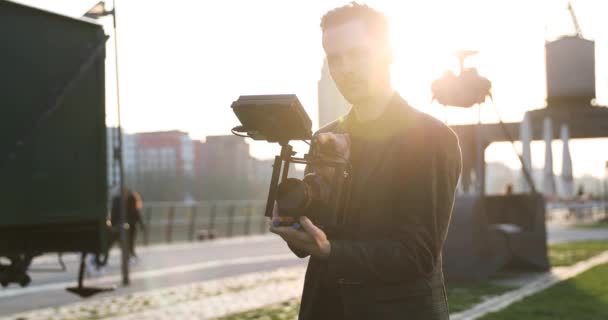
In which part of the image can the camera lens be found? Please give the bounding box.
[276,174,326,218]
[277,178,311,217]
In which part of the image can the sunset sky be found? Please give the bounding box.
[14,0,608,178]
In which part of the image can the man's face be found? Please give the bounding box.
[322,20,391,105]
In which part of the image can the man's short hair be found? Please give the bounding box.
[320,2,389,44]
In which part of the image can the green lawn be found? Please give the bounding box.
[446,282,512,313]
[574,221,608,229]
[479,263,608,320]
[549,240,608,267]
[218,299,299,320]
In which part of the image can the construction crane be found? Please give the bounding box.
[568,1,583,38]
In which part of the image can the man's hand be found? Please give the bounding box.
[268,133,347,258]
[313,132,351,182]
[314,132,350,160]
[269,202,331,258]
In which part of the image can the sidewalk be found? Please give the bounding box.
[1,266,307,320]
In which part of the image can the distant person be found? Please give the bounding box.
[577,185,585,199]
[111,188,145,259]
[87,188,144,276]
[504,184,514,196]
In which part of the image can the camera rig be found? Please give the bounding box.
[231,95,351,227]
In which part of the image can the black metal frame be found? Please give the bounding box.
[264,141,351,230]
[66,253,115,298]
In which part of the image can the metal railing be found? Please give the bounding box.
[546,201,607,224]
[136,200,606,245]
[138,200,268,246]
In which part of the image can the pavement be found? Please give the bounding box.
[547,225,608,244]
[2,266,307,320]
[0,234,306,317]
[1,224,607,319]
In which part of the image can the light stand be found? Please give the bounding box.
[85,0,129,285]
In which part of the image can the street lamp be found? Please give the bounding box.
[84,1,114,19]
[85,0,130,286]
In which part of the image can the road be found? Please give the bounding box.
[1,225,606,317]
[0,235,306,317]
[547,224,608,244]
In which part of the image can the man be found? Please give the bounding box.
[270,3,462,320]
[110,188,144,259]
[88,188,144,275]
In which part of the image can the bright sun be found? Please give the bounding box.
[384,0,499,124]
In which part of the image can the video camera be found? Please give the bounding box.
[231,95,351,229]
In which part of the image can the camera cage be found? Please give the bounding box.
[266,144,351,223]
[231,94,351,226]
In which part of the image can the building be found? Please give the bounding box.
[192,140,205,177]
[106,127,137,189]
[199,135,304,199]
[105,129,304,200]
[253,158,303,184]
[318,59,350,128]
[200,135,254,182]
[135,130,194,177]
[106,129,201,198]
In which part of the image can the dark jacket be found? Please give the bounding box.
[291,94,462,320]
[111,190,143,230]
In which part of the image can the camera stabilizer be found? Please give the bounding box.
[231,95,351,228]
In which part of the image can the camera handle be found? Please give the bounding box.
[264,142,296,218]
